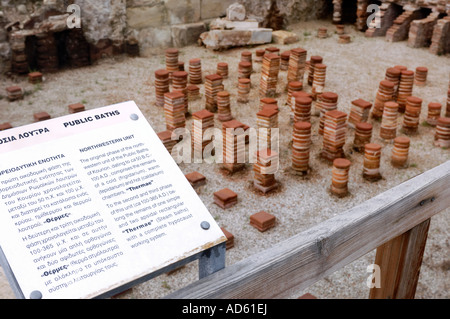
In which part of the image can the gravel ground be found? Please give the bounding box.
[0,20,449,299]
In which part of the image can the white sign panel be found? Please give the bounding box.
[0,101,226,299]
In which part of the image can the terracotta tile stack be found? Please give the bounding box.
[220,228,234,249]
[434,117,450,148]
[391,136,410,168]
[265,47,280,56]
[250,211,276,232]
[311,63,327,100]
[338,35,351,44]
[238,61,252,79]
[154,69,170,107]
[187,84,200,101]
[257,107,278,151]
[308,56,323,86]
[336,24,345,35]
[318,92,339,135]
[205,74,224,113]
[10,33,28,74]
[241,51,253,72]
[292,91,313,115]
[317,27,328,38]
[28,72,43,84]
[426,102,442,126]
[253,149,279,194]
[213,188,238,209]
[192,109,215,156]
[185,171,206,189]
[0,123,12,131]
[255,49,265,63]
[287,48,307,85]
[164,91,186,130]
[217,91,233,122]
[363,143,382,182]
[331,158,351,197]
[157,130,177,154]
[385,67,401,101]
[165,48,179,82]
[414,66,428,86]
[353,122,373,152]
[397,69,415,113]
[222,120,246,173]
[68,103,85,114]
[172,71,189,114]
[217,62,229,79]
[34,111,51,122]
[35,33,58,73]
[292,121,312,174]
[287,81,303,114]
[294,96,312,123]
[371,80,395,120]
[189,58,203,84]
[237,78,251,103]
[348,99,372,128]
[380,101,399,140]
[6,86,23,101]
[322,110,347,162]
[259,53,280,97]
[402,96,423,135]
[280,51,290,71]
[260,97,278,111]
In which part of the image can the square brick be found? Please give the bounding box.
[185,171,206,188]
[68,103,85,113]
[34,112,51,122]
[220,227,234,250]
[0,122,13,131]
[250,211,276,232]
[213,188,237,209]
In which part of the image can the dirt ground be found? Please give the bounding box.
[0,19,449,299]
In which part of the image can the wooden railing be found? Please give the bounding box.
[165,160,450,299]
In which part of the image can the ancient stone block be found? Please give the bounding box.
[272,30,299,44]
[226,3,246,21]
[200,29,272,50]
[171,22,206,47]
[126,5,167,29]
[164,0,201,24]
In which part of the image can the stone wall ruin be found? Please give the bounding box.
[0,0,448,75]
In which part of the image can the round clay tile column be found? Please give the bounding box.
[434,117,450,148]
[372,80,395,120]
[353,122,373,152]
[189,58,203,84]
[426,102,442,126]
[287,81,303,114]
[217,62,228,79]
[238,78,251,103]
[380,101,399,140]
[363,143,382,182]
[397,69,415,113]
[414,66,428,86]
[391,136,410,168]
[402,96,423,135]
[331,158,351,197]
[154,69,170,107]
[292,121,312,174]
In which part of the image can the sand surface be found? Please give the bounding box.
[0,20,449,299]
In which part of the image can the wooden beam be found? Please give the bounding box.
[165,161,450,299]
[369,218,431,299]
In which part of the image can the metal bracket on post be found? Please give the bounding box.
[198,242,226,279]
